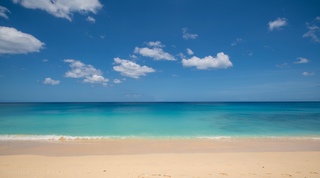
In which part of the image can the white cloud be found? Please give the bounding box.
[268,18,287,31]
[294,57,309,64]
[129,54,137,59]
[134,47,176,61]
[83,74,108,84]
[0,6,10,19]
[42,59,48,62]
[182,28,198,40]
[134,41,176,61]
[86,16,96,23]
[113,79,122,84]
[182,52,233,70]
[0,26,44,54]
[186,48,194,55]
[64,59,108,85]
[43,77,60,85]
[178,52,186,59]
[12,0,102,21]
[146,41,164,47]
[302,72,315,76]
[64,59,102,78]
[303,17,320,43]
[113,57,155,79]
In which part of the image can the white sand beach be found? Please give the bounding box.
[0,138,320,178]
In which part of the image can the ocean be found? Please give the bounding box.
[0,102,319,140]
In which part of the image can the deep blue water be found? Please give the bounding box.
[0,102,319,139]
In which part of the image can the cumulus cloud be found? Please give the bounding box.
[0,26,44,54]
[12,0,102,21]
[83,74,108,85]
[129,54,137,59]
[134,41,176,61]
[303,17,320,42]
[64,59,108,85]
[113,79,122,84]
[186,48,194,55]
[43,77,60,85]
[182,52,233,70]
[0,6,10,19]
[86,16,96,23]
[64,59,101,78]
[113,57,155,79]
[178,52,186,59]
[302,72,315,76]
[146,41,164,47]
[294,57,309,64]
[268,18,287,31]
[182,28,198,40]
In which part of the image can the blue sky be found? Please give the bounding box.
[0,0,319,102]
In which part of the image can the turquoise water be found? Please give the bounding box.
[0,102,320,139]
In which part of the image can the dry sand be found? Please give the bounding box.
[0,138,320,178]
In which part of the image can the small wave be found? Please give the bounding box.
[0,135,134,141]
[0,135,234,141]
[0,135,319,141]
[197,136,232,140]
[0,135,62,141]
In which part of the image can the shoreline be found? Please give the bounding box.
[1,134,320,141]
[1,137,320,156]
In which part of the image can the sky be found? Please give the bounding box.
[0,0,319,102]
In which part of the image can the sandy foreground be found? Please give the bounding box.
[0,138,320,178]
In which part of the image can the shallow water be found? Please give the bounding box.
[0,102,319,140]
